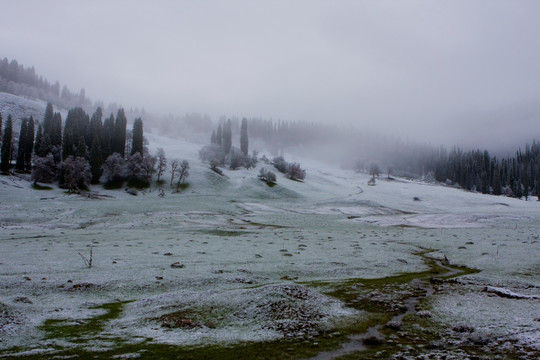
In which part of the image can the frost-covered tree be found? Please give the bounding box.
[141,154,156,186]
[228,147,247,170]
[272,156,288,173]
[155,147,167,182]
[259,168,276,184]
[101,153,125,184]
[369,162,381,178]
[126,152,145,182]
[32,154,56,184]
[1,115,13,173]
[199,144,225,167]
[175,160,190,192]
[58,156,91,192]
[286,162,306,181]
[169,159,179,187]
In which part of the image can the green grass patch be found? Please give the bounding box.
[127,178,150,189]
[196,229,249,237]
[31,183,54,190]
[40,301,130,341]
[103,180,124,189]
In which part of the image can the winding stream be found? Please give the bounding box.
[310,251,468,360]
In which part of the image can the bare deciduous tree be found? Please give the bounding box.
[156,148,167,182]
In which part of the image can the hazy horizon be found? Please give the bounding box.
[2,0,540,150]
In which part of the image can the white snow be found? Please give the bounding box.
[1,128,540,353]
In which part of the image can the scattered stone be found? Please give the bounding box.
[255,254,263,258]
[163,252,173,256]
[71,282,94,290]
[417,310,432,318]
[156,276,163,280]
[170,262,185,269]
[23,276,31,281]
[452,323,475,333]
[14,297,33,304]
[204,320,217,329]
[469,334,489,345]
[386,319,402,330]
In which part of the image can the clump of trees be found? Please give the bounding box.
[272,156,306,181]
[200,118,257,171]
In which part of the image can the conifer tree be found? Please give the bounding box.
[1,115,13,173]
[131,117,144,156]
[493,163,501,196]
[24,116,34,171]
[15,119,28,172]
[43,102,53,137]
[223,119,232,155]
[89,108,103,183]
[114,108,127,157]
[51,112,62,149]
[240,118,248,156]
[102,113,115,159]
[216,123,223,146]
[34,124,43,156]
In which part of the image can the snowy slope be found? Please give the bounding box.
[1,130,539,355]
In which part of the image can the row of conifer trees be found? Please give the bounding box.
[0,103,145,188]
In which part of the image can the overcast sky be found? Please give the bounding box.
[2,0,540,149]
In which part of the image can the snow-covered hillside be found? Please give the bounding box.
[0,92,47,122]
[1,131,539,358]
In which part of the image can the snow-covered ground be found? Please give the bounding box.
[1,130,540,356]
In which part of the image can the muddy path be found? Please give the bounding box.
[309,249,474,360]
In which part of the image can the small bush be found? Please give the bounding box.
[272,156,288,173]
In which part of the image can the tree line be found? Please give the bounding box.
[0,56,91,110]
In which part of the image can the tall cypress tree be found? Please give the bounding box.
[15,119,28,172]
[51,112,62,149]
[223,119,232,155]
[43,102,53,137]
[102,113,115,159]
[216,123,222,146]
[131,117,144,156]
[24,116,34,171]
[1,115,13,173]
[240,118,248,156]
[34,124,43,156]
[114,108,127,157]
